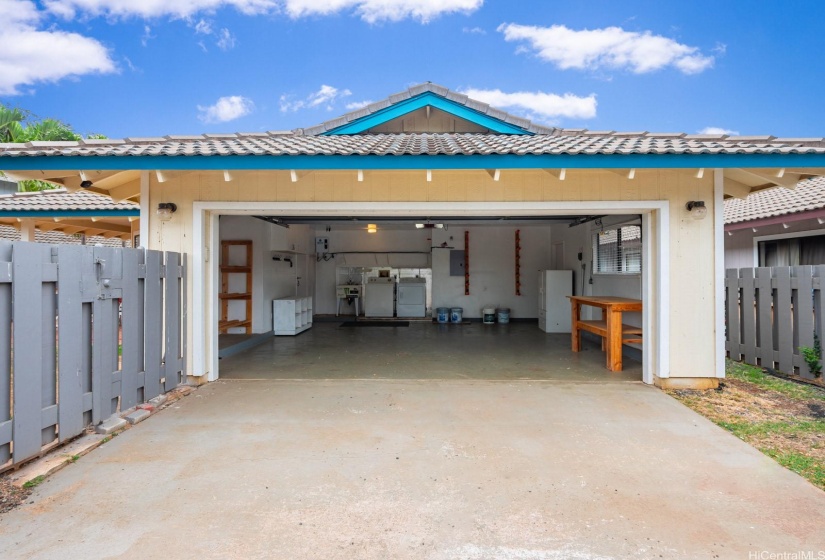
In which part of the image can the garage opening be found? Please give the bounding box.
[212,210,648,383]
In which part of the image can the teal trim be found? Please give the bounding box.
[0,209,138,217]
[323,92,533,135]
[1,153,825,171]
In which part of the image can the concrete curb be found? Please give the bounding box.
[5,385,197,489]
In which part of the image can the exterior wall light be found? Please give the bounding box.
[685,200,707,220]
[157,202,177,221]
[367,223,377,233]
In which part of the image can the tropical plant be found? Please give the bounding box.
[0,103,103,191]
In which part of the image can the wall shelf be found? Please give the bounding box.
[219,240,253,334]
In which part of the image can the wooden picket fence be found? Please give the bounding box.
[725,266,824,376]
[0,241,186,471]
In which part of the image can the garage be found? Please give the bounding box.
[207,203,659,384]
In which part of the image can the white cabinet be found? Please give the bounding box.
[273,296,313,335]
[538,270,572,333]
[271,224,312,253]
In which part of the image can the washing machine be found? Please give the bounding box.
[396,278,426,318]
[365,277,395,317]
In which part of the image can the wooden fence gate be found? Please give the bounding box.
[725,265,824,376]
[0,241,186,471]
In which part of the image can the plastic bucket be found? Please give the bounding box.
[450,307,463,323]
[482,307,496,324]
[436,307,449,323]
[496,308,510,324]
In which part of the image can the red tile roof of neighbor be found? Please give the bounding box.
[724,176,825,224]
[0,188,138,212]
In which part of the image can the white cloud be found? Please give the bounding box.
[43,0,481,22]
[194,19,212,34]
[698,127,738,136]
[345,100,373,110]
[216,28,236,50]
[197,95,254,123]
[0,0,116,95]
[461,88,597,121]
[462,26,485,34]
[141,24,155,46]
[498,23,715,75]
[280,85,352,112]
[43,0,280,19]
[282,0,483,23]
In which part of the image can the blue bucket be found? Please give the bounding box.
[450,307,463,323]
[436,307,449,323]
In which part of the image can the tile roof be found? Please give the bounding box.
[0,83,823,160]
[724,176,825,224]
[0,188,138,213]
[1,132,824,159]
[0,225,130,247]
[300,82,558,136]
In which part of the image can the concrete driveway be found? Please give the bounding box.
[1,379,823,559]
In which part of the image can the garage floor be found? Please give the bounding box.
[1,377,824,559]
[219,321,643,382]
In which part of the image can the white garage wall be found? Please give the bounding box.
[219,216,300,333]
[430,225,552,319]
[548,217,643,326]
[313,228,433,315]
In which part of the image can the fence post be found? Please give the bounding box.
[0,242,12,466]
[774,267,794,374]
[726,269,742,360]
[741,268,757,364]
[756,267,774,369]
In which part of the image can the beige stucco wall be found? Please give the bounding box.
[146,167,718,382]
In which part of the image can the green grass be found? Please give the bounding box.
[667,360,825,491]
[764,450,825,489]
[23,475,45,489]
[726,360,825,401]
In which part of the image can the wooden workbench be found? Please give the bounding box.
[568,296,643,372]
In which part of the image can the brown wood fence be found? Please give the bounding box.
[725,266,824,376]
[0,241,186,471]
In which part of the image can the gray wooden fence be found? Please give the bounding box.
[0,241,186,471]
[725,266,824,376]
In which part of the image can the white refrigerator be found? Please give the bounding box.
[538,270,573,333]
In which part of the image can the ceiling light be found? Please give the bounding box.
[415,224,425,229]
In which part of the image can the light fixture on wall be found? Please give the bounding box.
[685,200,707,220]
[367,223,377,233]
[157,202,177,221]
[415,222,444,229]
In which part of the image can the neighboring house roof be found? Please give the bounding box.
[0,188,138,216]
[0,224,129,247]
[724,176,825,224]
[1,132,824,159]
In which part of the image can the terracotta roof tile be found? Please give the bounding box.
[0,188,138,212]
[724,176,825,224]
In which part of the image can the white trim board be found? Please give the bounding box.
[714,169,726,378]
[192,200,671,385]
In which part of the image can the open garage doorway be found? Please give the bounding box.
[193,202,668,385]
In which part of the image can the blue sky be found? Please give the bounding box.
[2,0,824,138]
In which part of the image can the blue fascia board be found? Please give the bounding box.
[323,92,533,135]
[0,209,139,217]
[2,153,825,171]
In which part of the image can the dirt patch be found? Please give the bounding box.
[0,477,30,515]
[667,361,825,490]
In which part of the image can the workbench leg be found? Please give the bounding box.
[606,309,622,371]
[571,302,582,352]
